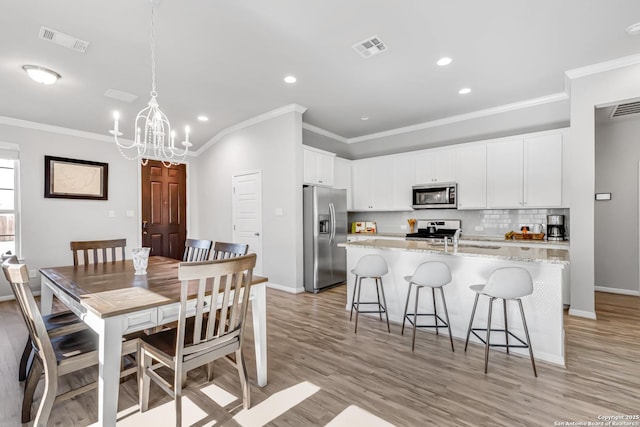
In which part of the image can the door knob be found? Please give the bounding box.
[254,232,260,236]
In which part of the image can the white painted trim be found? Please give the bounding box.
[266,282,305,294]
[302,144,336,157]
[195,104,307,156]
[565,53,640,80]
[302,123,349,144]
[568,308,597,319]
[594,286,640,296]
[0,289,40,302]
[346,92,569,144]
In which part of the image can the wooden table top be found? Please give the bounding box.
[40,256,268,318]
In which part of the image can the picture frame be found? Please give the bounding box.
[44,155,108,200]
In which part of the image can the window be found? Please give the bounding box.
[0,158,18,256]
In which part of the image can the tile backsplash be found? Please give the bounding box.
[348,208,569,238]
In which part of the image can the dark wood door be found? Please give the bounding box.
[141,160,187,260]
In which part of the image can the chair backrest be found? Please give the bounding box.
[409,261,452,288]
[175,253,257,363]
[70,239,126,266]
[183,238,213,262]
[353,254,388,277]
[483,267,533,300]
[2,258,58,378]
[210,242,249,260]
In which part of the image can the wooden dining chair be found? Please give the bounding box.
[138,254,257,425]
[183,238,213,262]
[1,258,139,426]
[210,241,249,260]
[70,238,127,266]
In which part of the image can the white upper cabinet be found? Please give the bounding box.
[487,138,524,208]
[524,133,562,207]
[333,157,353,210]
[456,143,487,209]
[303,146,334,186]
[415,148,456,184]
[352,158,394,210]
[393,154,416,210]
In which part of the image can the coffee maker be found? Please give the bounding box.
[546,215,566,241]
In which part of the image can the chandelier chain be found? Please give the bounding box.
[150,0,157,97]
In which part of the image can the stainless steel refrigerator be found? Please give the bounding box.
[303,186,347,293]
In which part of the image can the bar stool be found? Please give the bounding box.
[401,261,454,352]
[349,254,391,333]
[464,267,537,377]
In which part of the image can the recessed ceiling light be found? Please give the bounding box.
[361,117,369,121]
[626,22,640,35]
[22,65,61,85]
[458,87,472,95]
[437,57,452,66]
[197,115,209,122]
[284,75,297,84]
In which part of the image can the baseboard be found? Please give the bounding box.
[0,290,40,302]
[568,308,597,319]
[594,286,640,296]
[266,282,305,294]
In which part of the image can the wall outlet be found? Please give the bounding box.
[28,269,37,279]
[126,210,134,218]
[400,224,408,230]
[274,208,284,216]
[108,210,116,218]
[474,225,483,232]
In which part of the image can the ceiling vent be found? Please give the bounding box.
[610,101,640,118]
[104,89,138,103]
[352,35,387,58]
[38,26,89,53]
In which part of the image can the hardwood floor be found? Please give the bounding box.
[0,288,638,426]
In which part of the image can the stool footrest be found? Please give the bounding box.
[405,313,448,329]
[352,301,386,315]
[470,328,529,348]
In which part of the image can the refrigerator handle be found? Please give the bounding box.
[329,202,335,243]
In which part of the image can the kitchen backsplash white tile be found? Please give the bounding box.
[348,208,569,238]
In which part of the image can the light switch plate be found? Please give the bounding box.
[275,208,284,216]
[108,210,115,218]
[126,210,134,217]
[28,269,37,279]
[475,225,483,231]
[400,224,408,230]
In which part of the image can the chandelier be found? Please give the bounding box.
[110,0,191,167]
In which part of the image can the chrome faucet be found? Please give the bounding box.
[444,229,461,251]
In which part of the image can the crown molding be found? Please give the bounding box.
[346,92,569,144]
[565,53,640,80]
[195,103,308,156]
[0,115,121,144]
[302,123,349,143]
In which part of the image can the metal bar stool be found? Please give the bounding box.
[464,267,537,376]
[349,254,391,334]
[401,261,454,352]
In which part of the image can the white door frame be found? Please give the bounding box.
[232,169,263,274]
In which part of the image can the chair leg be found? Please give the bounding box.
[23,356,43,423]
[181,370,188,388]
[432,287,439,335]
[174,366,183,427]
[349,275,359,321]
[378,278,391,333]
[401,283,412,336]
[354,277,362,333]
[138,345,151,412]
[439,287,455,352]
[518,299,538,377]
[464,293,480,351]
[375,279,382,321]
[19,339,32,382]
[206,361,215,382]
[503,299,509,354]
[484,298,494,374]
[411,286,420,351]
[33,361,58,427]
[235,348,251,409]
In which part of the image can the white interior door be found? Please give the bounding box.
[232,171,263,274]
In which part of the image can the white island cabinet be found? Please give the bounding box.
[339,239,569,366]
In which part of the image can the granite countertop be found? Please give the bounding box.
[339,239,569,265]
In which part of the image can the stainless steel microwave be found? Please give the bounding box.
[412,183,457,209]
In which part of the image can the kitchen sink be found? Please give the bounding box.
[456,244,501,250]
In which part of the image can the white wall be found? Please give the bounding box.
[568,62,640,318]
[192,109,305,291]
[595,116,640,294]
[0,124,141,298]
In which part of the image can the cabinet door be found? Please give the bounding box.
[371,157,394,210]
[456,144,487,209]
[393,155,416,210]
[303,149,318,184]
[487,139,524,208]
[524,133,562,207]
[434,149,456,183]
[334,158,352,210]
[415,152,436,184]
[352,160,373,210]
[317,152,334,186]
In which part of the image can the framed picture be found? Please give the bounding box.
[44,156,108,200]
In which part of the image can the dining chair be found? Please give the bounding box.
[210,241,249,260]
[138,253,257,425]
[1,258,139,426]
[183,238,213,262]
[70,238,127,266]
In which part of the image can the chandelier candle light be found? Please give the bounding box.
[111,0,191,166]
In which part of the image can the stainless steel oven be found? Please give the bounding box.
[412,183,457,209]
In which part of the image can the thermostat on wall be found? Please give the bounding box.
[595,193,612,201]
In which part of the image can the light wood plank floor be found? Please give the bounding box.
[0,288,638,426]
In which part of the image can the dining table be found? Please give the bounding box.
[39,256,268,427]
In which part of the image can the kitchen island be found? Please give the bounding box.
[339,239,569,366]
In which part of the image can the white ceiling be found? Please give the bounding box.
[2,0,640,151]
